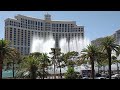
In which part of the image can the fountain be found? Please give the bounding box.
[30,35,91,56]
[30,35,91,73]
[59,37,91,54]
[30,35,55,55]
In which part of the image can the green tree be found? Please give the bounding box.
[101,36,119,79]
[112,55,120,74]
[18,55,40,79]
[95,51,108,74]
[64,66,78,79]
[63,51,78,67]
[30,52,42,58]
[57,53,65,79]
[50,48,61,79]
[81,45,100,79]
[40,53,50,79]
[8,48,21,78]
[0,39,12,79]
[3,48,21,78]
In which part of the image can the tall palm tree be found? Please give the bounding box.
[81,45,100,79]
[40,53,50,79]
[50,48,61,79]
[11,48,21,78]
[63,51,78,66]
[100,59,108,74]
[96,52,108,74]
[101,36,119,79]
[0,39,11,79]
[57,54,63,79]
[19,55,40,79]
[57,53,67,79]
[3,48,21,78]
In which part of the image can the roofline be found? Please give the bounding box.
[15,14,44,21]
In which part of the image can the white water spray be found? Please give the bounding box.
[59,37,91,54]
[30,35,55,55]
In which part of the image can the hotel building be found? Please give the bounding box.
[4,14,84,55]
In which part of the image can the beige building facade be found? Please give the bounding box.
[5,14,84,55]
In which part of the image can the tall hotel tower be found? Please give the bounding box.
[4,14,84,55]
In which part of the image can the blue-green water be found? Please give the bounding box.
[2,70,16,78]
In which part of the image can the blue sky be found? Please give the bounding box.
[0,11,120,41]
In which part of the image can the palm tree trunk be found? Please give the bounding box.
[31,66,36,79]
[54,57,56,79]
[0,63,2,79]
[98,65,99,74]
[90,57,94,79]
[13,60,15,78]
[59,62,62,79]
[108,50,111,79]
[117,62,119,74]
[103,66,105,74]
[0,57,3,79]
[43,60,45,79]
[43,67,44,79]
[54,63,56,79]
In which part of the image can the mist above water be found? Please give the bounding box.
[59,37,91,54]
[30,35,105,71]
[30,35,91,54]
[30,35,55,55]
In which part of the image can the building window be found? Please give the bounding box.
[38,22,40,26]
[75,33,76,36]
[48,32,49,35]
[10,21,11,25]
[14,22,16,26]
[56,24,58,27]
[65,24,67,27]
[10,27,12,30]
[81,30,83,32]
[36,21,37,25]
[41,22,43,26]
[59,24,61,27]
[81,33,84,37]
[81,28,84,31]
[62,24,64,27]
[52,24,54,27]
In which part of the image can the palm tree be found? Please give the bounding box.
[63,51,78,66]
[100,59,108,74]
[30,52,42,58]
[40,53,50,79]
[50,48,61,79]
[8,48,21,78]
[101,36,119,79]
[0,39,12,79]
[112,55,120,74]
[18,55,40,79]
[114,45,120,74]
[81,45,100,79]
[3,48,21,78]
[54,49,62,79]
[64,66,78,79]
[57,54,63,79]
[57,53,68,79]
[96,52,108,74]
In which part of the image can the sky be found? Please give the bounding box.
[0,11,120,41]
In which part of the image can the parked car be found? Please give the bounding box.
[95,77,106,79]
[111,74,120,79]
[82,77,89,79]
